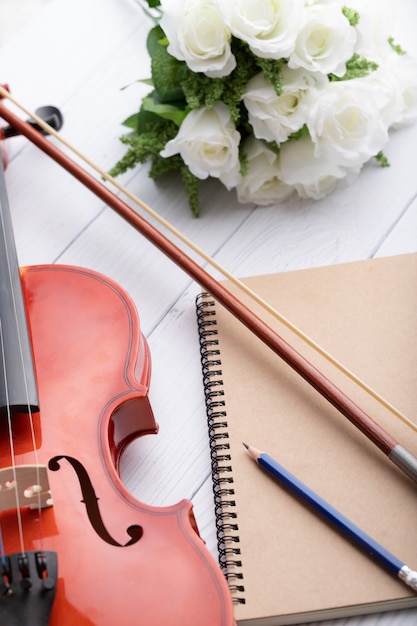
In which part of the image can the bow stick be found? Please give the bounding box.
[0,86,414,435]
[0,89,416,486]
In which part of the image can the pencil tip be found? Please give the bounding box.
[243,443,261,462]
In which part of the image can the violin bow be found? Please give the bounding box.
[0,86,413,434]
[0,87,416,486]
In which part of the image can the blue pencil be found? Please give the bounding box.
[243,443,417,592]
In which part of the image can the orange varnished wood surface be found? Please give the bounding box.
[0,265,234,625]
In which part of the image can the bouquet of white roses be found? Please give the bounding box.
[110,0,417,215]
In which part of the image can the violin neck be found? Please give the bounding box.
[0,157,39,415]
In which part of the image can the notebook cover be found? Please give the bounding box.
[197,254,417,625]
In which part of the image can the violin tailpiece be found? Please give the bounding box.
[0,550,57,625]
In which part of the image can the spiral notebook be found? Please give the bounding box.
[196,253,417,626]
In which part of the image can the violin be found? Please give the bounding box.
[0,130,235,623]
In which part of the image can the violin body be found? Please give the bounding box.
[0,264,234,625]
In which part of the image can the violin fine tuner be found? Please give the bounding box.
[0,551,58,626]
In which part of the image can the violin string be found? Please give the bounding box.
[0,525,7,565]
[0,162,45,552]
[0,86,415,433]
[0,318,26,555]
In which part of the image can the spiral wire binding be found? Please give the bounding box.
[196,293,245,605]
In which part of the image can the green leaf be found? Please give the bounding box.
[142,95,189,126]
[139,78,154,87]
[136,107,160,134]
[147,26,185,103]
[122,113,140,130]
[147,25,164,57]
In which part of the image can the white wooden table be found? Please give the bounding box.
[1,1,416,624]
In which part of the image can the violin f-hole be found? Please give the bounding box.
[48,455,143,547]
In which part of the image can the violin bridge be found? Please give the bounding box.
[0,465,53,512]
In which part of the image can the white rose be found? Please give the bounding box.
[289,4,356,76]
[279,135,358,199]
[360,65,403,129]
[227,138,293,205]
[304,0,344,5]
[222,0,303,60]
[160,0,236,78]
[347,0,395,63]
[389,56,417,126]
[307,79,389,168]
[160,103,241,180]
[243,67,328,144]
